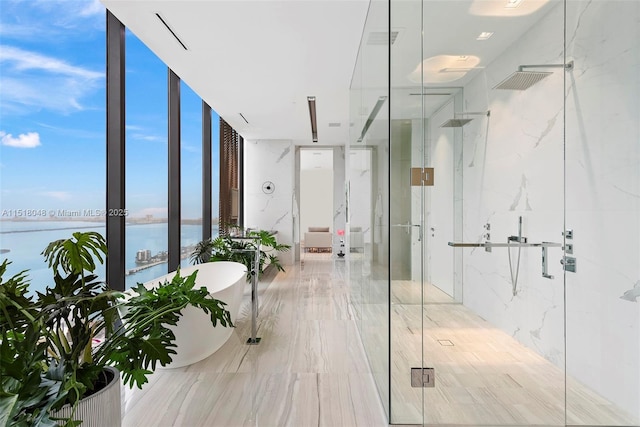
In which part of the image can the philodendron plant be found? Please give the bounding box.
[190,228,290,280]
[0,231,233,426]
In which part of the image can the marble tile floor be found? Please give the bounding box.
[389,281,639,426]
[122,254,388,427]
[122,257,638,427]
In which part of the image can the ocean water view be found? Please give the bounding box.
[0,221,217,295]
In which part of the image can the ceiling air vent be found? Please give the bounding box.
[307,96,318,143]
[367,31,400,45]
[328,122,341,128]
[155,13,188,51]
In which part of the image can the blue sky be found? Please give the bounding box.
[0,0,219,220]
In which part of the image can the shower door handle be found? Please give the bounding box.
[392,223,423,241]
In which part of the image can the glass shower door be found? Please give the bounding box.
[389,121,427,423]
[388,0,429,423]
[419,0,567,425]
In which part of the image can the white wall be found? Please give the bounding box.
[300,169,333,235]
[244,139,294,266]
[333,147,346,253]
[349,148,372,245]
[455,1,639,419]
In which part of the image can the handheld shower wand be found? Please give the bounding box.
[508,216,525,296]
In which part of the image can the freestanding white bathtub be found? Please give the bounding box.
[137,261,247,368]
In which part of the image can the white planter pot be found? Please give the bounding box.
[54,366,121,426]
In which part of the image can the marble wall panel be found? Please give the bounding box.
[449,0,639,419]
[244,139,295,266]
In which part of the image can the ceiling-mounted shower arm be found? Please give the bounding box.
[440,110,490,128]
[454,111,491,117]
[518,60,574,72]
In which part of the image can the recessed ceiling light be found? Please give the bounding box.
[477,32,494,41]
[505,0,523,8]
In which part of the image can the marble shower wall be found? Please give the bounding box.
[564,1,640,420]
[453,1,639,419]
[244,139,295,266]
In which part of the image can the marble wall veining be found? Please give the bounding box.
[244,139,295,266]
[447,0,639,420]
[564,1,640,419]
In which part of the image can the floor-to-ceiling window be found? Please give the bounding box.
[180,81,202,267]
[124,30,168,288]
[0,1,106,293]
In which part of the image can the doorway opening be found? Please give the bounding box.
[300,148,334,256]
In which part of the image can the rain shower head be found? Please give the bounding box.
[440,118,474,128]
[493,71,553,90]
[494,61,574,90]
[440,110,490,128]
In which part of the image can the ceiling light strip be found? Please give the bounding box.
[357,96,387,143]
[239,113,249,124]
[307,96,318,143]
[155,13,188,51]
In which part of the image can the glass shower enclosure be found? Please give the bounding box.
[349,0,640,426]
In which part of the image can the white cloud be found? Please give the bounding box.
[127,124,164,143]
[41,191,72,201]
[0,1,105,40]
[0,46,102,80]
[0,23,40,39]
[79,0,105,17]
[130,133,164,142]
[0,46,103,114]
[0,130,41,148]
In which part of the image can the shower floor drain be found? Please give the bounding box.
[437,339,454,346]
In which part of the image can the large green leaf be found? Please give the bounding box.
[0,394,19,427]
[41,232,107,276]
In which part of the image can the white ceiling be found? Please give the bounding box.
[100,0,369,146]
[100,0,558,145]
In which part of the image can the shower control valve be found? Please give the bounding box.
[561,256,577,273]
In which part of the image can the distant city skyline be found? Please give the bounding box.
[0,0,220,220]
